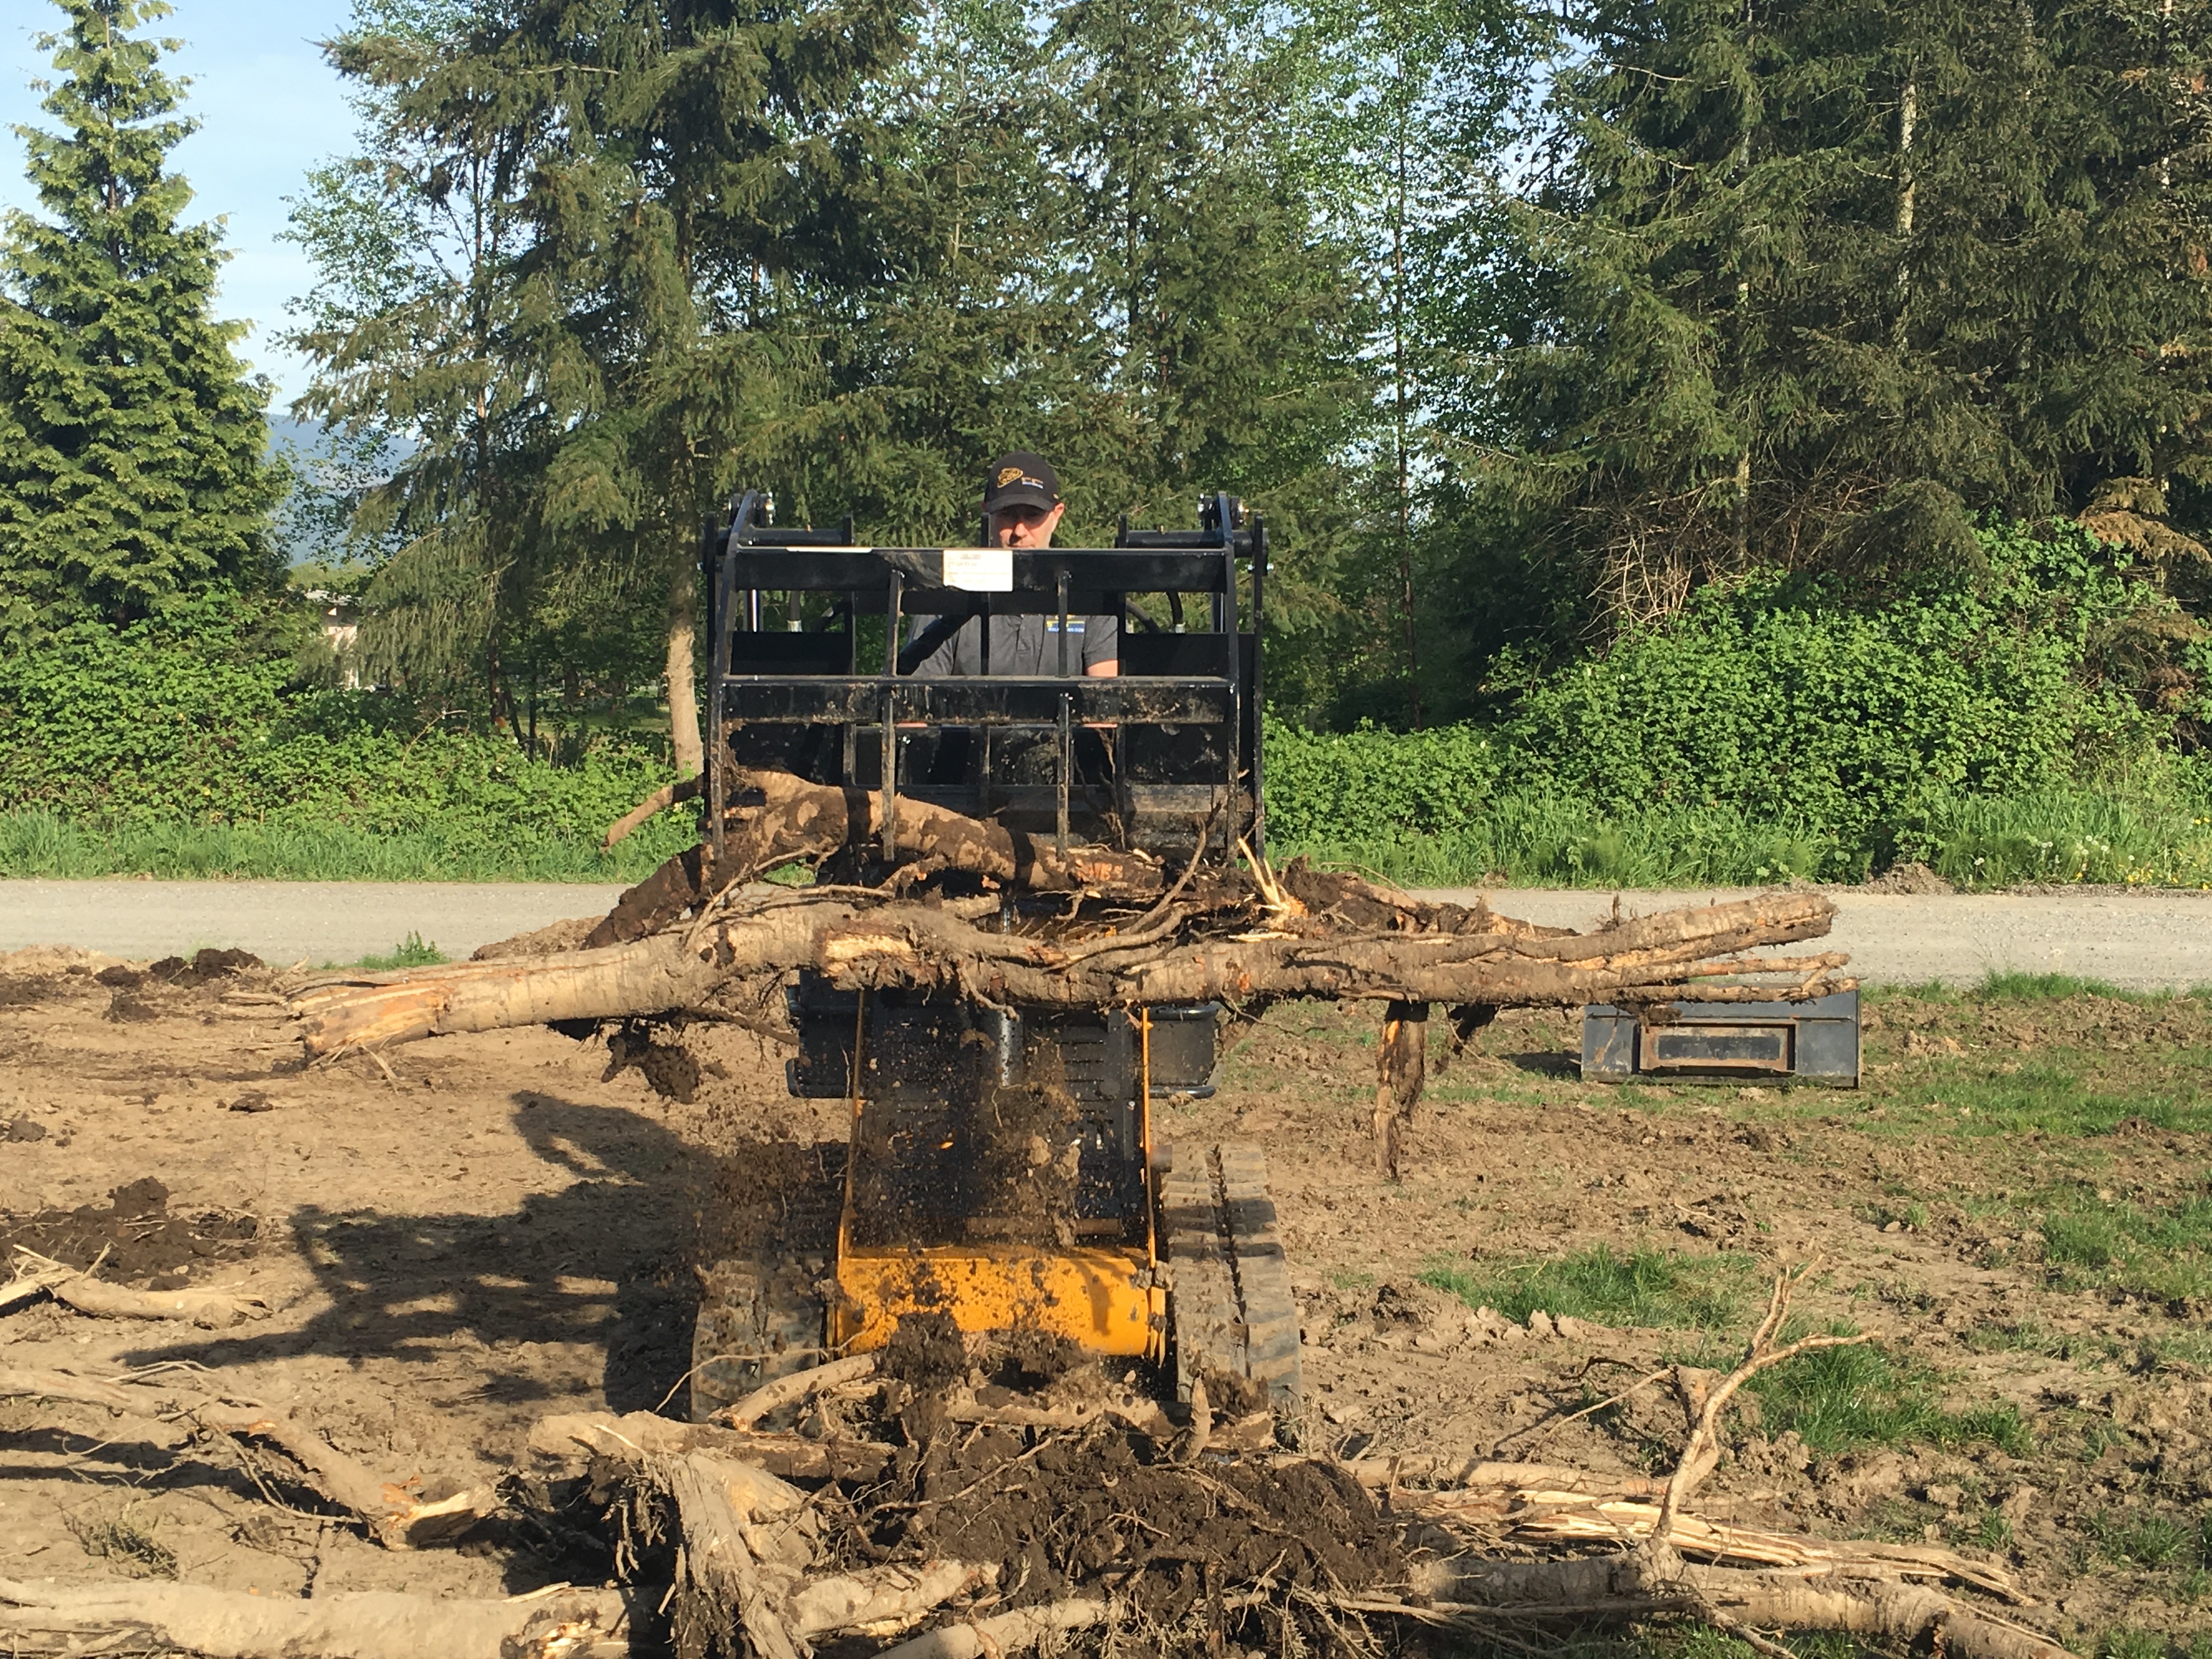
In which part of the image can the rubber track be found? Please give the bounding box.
[690,1147,843,1421]
[690,1253,829,1421]
[1215,1143,1303,1415]
[1161,1149,1243,1406]
[1163,1142,1304,1417]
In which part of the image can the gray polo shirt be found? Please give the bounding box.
[908,612,1119,677]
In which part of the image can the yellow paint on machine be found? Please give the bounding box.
[831,1245,1165,1359]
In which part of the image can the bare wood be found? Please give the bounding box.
[528,1410,895,1482]
[0,1576,631,1659]
[652,1451,803,1659]
[8,1249,269,1329]
[289,898,851,1056]
[871,1598,1110,1659]
[48,1275,269,1329]
[806,891,1839,1008]
[0,1368,493,1550]
[1657,1261,1873,1536]
[1503,1500,2023,1599]
[1329,1454,1670,1496]
[0,1269,77,1316]
[788,1561,997,1639]
[0,1367,153,1414]
[1373,1000,1427,1178]
[197,1402,499,1549]
[722,769,1165,895]
[591,769,1170,945]
[721,1351,878,1430]
[942,1392,1176,1438]
[1412,1554,2066,1659]
[604,774,702,850]
[290,890,1841,1057]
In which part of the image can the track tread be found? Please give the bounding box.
[1215,1143,1303,1414]
[1161,1155,1243,1403]
[690,1255,829,1422]
[1165,1142,1303,1419]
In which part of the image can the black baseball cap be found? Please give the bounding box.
[983,451,1060,514]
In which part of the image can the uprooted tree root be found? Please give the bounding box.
[9,1265,2069,1658]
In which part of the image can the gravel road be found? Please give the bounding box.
[0,879,630,968]
[1421,885,2212,991]
[5,878,2211,986]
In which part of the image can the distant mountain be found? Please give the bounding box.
[268,418,413,569]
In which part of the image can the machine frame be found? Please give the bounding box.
[692,493,1288,1402]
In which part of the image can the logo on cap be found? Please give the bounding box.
[997,466,1024,487]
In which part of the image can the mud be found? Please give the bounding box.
[890,1423,1397,1632]
[0,1176,258,1287]
[1,947,2207,1654]
[879,1310,968,1391]
[98,946,266,989]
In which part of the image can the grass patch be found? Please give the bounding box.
[1848,1000,2212,1138]
[1666,1328,2036,1456]
[2086,1508,2204,1570]
[1754,1340,2034,1455]
[2035,1186,2212,1302]
[1419,1245,1749,1330]
[0,811,674,883]
[344,933,448,972]
[1276,782,2212,889]
[1977,970,2154,1002]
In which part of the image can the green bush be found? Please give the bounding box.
[1265,521,2212,885]
[0,592,693,876]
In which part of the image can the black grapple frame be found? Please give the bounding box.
[701,489,1267,866]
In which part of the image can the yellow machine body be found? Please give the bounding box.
[830,1000,1164,1362]
[830,1244,1164,1358]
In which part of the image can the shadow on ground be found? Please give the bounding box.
[128,1093,702,1413]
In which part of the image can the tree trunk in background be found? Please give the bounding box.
[667,555,703,778]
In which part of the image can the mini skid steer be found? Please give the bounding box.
[688,492,1302,1429]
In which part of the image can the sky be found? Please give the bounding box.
[0,0,360,407]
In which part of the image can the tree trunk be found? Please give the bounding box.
[291,890,1844,1057]
[0,1578,632,1658]
[667,553,703,780]
[1415,1548,2068,1659]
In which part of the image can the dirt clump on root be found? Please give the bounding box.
[602,1022,702,1103]
[881,1309,969,1391]
[992,1325,1086,1389]
[0,1176,257,1288]
[883,1420,1399,1634]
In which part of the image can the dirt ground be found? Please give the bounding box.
[1,939,2208,1656]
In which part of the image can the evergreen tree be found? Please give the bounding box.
[286,0,606,734]
[1290,0,1548,724]
[1455,0,2212,660]
[1036,0,1378,721]
[296,0,907,771]
[0,0,284,640]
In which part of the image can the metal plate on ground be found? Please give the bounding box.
[1582,989,1860,1087]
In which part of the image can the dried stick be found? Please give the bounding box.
[0,1368,495,1550]
[1656,1259,1873,1537]
[718,1351,878,1430]
[1372,1000,1427,1178]
[605,774,703,850]
[787,1561,998,1639]
[8,1248,268,1329]
[527,1410,894,1483]
[871,1598,1109,1659]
